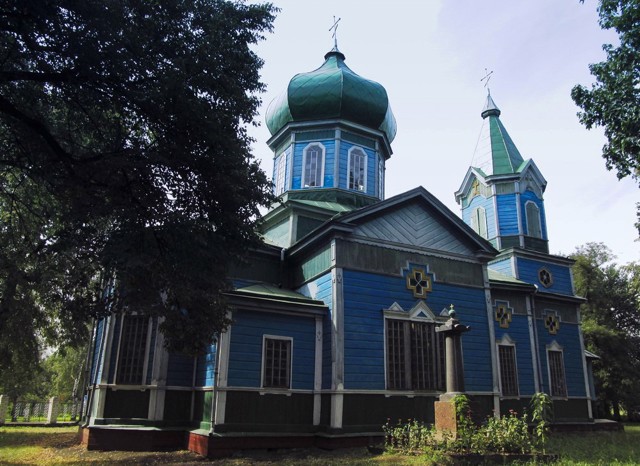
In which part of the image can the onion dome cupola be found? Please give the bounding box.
[265,47,395,205]
[455,94,549,254]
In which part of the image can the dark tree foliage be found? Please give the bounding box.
[572,0,640,186]
[572,243,640,419]
[0,0,276,370]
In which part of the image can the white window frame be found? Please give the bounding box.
[525,200,542,238]
[301,143,325,188]
[347,146,367,192]
[546,341,568,398]
[471,206,488,239]
[378,157,384,199]
[274,152,287,195]
[261,335,293,390]
[496,334,519,398]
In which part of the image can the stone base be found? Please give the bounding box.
[434,400,458,439]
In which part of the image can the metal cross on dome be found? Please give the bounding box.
[481,68,494,94]
[329,16,341,48]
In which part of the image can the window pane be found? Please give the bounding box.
[526,202,542,238]
[548,350,567,397]
[498,345,519,396]
[264,338,291,389]
[116,315,149,385]
[349,149,366,191]
[304,145,323,188]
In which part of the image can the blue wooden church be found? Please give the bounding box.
[82,46,596,455]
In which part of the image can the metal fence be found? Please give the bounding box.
[2,397,82,424]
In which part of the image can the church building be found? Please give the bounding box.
[82,46,595,455]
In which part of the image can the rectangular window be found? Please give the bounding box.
[548,350,567,397]
[116,315,149,385]
[386,320,444,391]
[263,337,291,389]
[274,153,286,195]
[498,345,519,396]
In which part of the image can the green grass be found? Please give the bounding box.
[0,424,638,465]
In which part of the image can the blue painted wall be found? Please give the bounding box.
[227,310,316,390]
[462,194,496,240]
[291,139,335,189]
[517,258,573,295]
[494,316,536,395]
[91,319,105,384]
[195,342,217,387]
[341,269,493,392]
[167,353,194,387]
[489,258,513,277]
[520,191,547,240]
[536,321,586,397]
[496,193,519,236]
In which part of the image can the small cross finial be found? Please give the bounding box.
[329,16,341,48]
[448,304,456,318]
[481,68,494,95]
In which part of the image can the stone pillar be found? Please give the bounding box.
[434,306,470,438]
[47,397,59,425]
[0,395,8,425]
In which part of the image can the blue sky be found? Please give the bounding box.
[248,0,639,263]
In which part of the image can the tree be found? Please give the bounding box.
[0,0,276,377]
[572,243,640,419]
[572,0,640,183]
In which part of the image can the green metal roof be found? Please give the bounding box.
[265,48,397,142]
[472,95,525,176]
[488,269,531,286]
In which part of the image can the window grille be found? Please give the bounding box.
[548,350,567,397]
[498,345,519,396]
[263,337,291,389]
[116,315,149,384]
[386,319,444,391]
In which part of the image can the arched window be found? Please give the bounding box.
[471,206,488,239]
[525,201,542,238]
[378,158,384,199]
[302,143,324,188]
[348,147,367,191]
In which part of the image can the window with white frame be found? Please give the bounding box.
[116,315,150,385]
[302,143,324,188]
[274,152,286,195]
[471,206,488,239]
[378,158,384,199]
[548,346,567,397]
[525,201,542,238]
[348,147,367,191]
[497,338,519,397]
[386,319,445,391]
[262,336,292,389]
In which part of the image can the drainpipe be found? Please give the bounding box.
[279,248,287,287]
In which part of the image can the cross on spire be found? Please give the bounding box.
[329,16,341,48]
[481,68,494,95]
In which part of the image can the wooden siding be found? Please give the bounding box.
[342,131,376,149]
[227,310,316,390]
[463,195,497,240]
[489,258,514,277]
[296,273,333,390]
[107,315,122,384]
[494,317,536,395]
[517,258,574,296]
[291,139,335,189]
[262,217,290,248]
[496,194,519,236]
[535,299,579,324]
[195,343,217,387]
[341,269,493,392]
[491,291,527,315]
[336,240,485,287]
[145,318,157,385]
[292,245,332,284]
[166,353,194,387]
[521,190,547,240]
[352,201,475,256]
[91,319,105,384]
[536,321,586,397]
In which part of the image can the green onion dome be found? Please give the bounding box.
[265,48,397,142]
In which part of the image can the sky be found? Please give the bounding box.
[247,0,639,263]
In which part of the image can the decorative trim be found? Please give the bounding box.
[494,300,513,329]
[347,146,368,192]
[543,310,561,335]
[538,267,553,288]
[301,142,326,188]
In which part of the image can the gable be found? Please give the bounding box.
[351,200,475,256]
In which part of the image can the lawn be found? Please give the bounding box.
[0,424,638,465]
